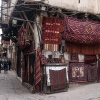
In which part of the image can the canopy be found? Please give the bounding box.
[64,16,100,44]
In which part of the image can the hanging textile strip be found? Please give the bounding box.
[35,47,42,91]
[42,17,63,45]
[18,24,30,48]
[44,44,58,51]
[64,15,100,44]
[49,68,67,91]
[18,24,25,46]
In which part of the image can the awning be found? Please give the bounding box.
[63,15,100,44]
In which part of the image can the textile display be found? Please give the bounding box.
[69,62,88,82]
[70,54,79,62]
[87,63,97,82]
[64,15,100,44]
[46,66,68,86]
[18,24,25,46]
[18,24,30,48]
[49,68,67,91]
[44,44,58,51]
[66,42,100,55]
[84,55,97,63]
[42,17,63,44]
[35,47,42,91]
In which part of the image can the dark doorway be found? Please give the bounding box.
[28,54,35,85]
[17,47,21,77]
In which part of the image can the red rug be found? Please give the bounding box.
[69,62,88,82]
[42,17,63,44]
[35,47,42,92]
[64,15,100,44]
[49,68,67,91]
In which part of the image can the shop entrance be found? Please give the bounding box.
[24,54,35,86]
[28,54,35,85]
[17,48,21,77]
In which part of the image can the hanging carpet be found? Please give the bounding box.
[64,15,100,44]
[49,68,67,91]
[35,47,42,92]
[42,17,63,44]
[69,62,88,82]
[87,63,97,82]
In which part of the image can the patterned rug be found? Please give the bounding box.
[69,62,88,82]
[49,68,67,91]
[88,63,97,82]
[42,17,63,44]
[64,15,100,44]
[35,47,42,92]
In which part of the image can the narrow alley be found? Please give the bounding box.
[0,70,100,100]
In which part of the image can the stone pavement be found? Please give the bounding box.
[0,70,100,100]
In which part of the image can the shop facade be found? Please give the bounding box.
[9,1,100,93]
[16,14,100,93]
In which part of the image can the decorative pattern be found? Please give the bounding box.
[64,16,100,44]
[42,17,63,44]
[49,68,67,91]
[18,24,25,46]
[35,47,42,91]
[18,24,30,48]
[69,62,88,82]
[88,63,97,82]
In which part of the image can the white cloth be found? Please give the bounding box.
[78,54,84,62]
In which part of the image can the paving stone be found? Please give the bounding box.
[0,70,100,100]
